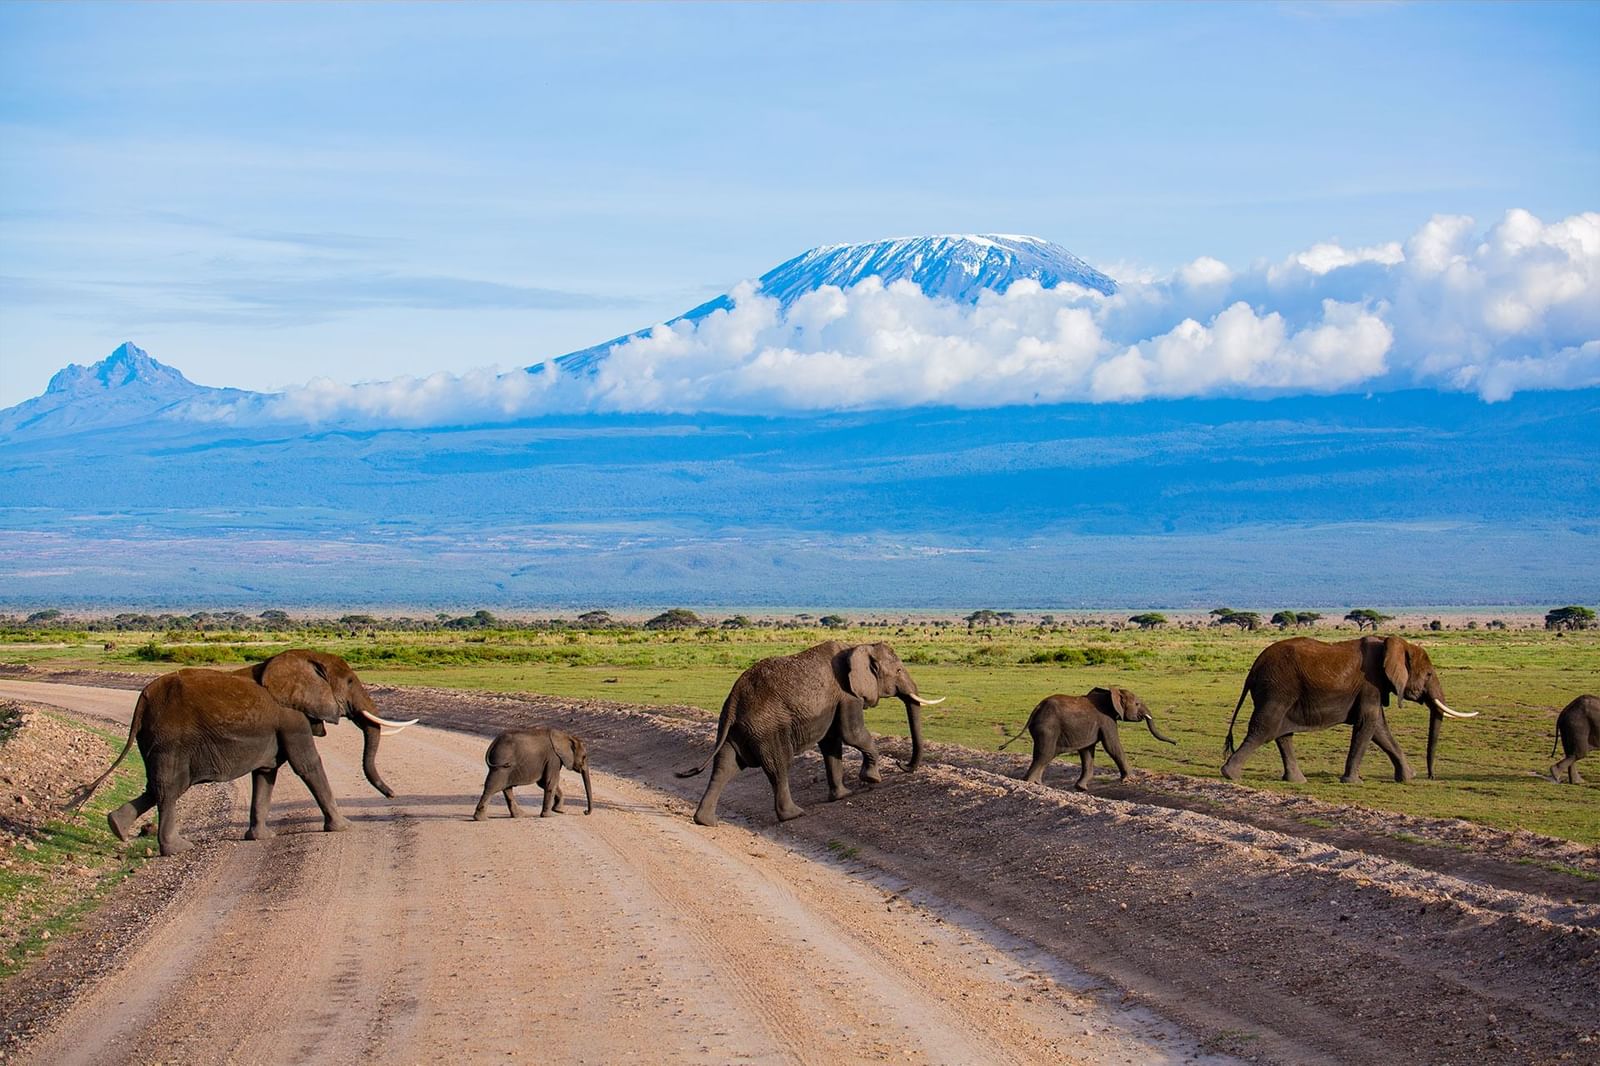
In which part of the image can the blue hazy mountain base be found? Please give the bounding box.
[2,389,1596,608]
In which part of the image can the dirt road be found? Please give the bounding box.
[0,680,1211,1066]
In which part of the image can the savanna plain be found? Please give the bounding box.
[2,611,1597,1065]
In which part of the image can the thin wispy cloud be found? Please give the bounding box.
[203,209,1595,427]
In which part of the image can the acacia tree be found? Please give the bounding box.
[1211,608,1261,630]
[1128,612,1168,629]
[1270,611,1299,629]
[1344,608,1394,631]
[645,608,701,630]
[1545,605,1596,630]
[966,609,1001,630]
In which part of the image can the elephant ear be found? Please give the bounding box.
[259,652,341,723]
[1382,637,1410,706]
[554,733,580,769]
[1088,687,1126,719]
[845,645,881,707]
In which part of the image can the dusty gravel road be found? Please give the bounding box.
[0,680,1213,1066]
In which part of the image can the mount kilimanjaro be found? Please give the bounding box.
[0,235,1594,608]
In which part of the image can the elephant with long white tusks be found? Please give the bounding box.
[1222,635,1476,784]
[676,640,943,827]
[71,649,417,856]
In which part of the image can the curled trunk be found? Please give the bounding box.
[1144,715,1177,745]
[357,721,396,797]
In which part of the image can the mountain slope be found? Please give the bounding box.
[550,234,1116,374]
[0,343,256,440]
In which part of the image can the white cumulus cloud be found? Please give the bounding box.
[205,208,1599,425]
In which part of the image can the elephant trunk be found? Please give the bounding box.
[580,766,594,815]
[1144,714,1178,745]
[357,720,396,798]
[1426,707,1442,780]
[901,696,926,771]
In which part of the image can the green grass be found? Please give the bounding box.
[0,714,154,979]
[6,622,1598,843]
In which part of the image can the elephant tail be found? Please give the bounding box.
[1223,671,1253,759]
[67,691,146,812]
[675,693,736,778]
[997,722,1029,751]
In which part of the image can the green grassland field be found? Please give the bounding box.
[3,619,1596,843]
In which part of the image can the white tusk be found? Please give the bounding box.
[360,709,420,732]
[1434,702,1477,720]
[907,694,945,706]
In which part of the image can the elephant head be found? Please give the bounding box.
[253,650,417,797]
[1378,637,1477,778]
[843,642,943,771]
[553,732,594,814]
[1088,686,1177,744]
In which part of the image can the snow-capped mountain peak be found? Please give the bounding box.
[551,233,1115,374]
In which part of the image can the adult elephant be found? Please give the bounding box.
[676,640,943,826]
[73,649,416,855]
[1221,635,1475,783]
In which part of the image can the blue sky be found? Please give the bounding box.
[1,2,1596,407]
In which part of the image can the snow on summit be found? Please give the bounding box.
[552,234,1116,374]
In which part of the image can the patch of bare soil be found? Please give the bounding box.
[370,682,1600,1064]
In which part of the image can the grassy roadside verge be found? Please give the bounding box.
[4,622,1598,843]
[0,713,154,980]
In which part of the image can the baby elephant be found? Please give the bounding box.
[1551,695,1599,784]
[473,728,593,819]
[1000,686,1176,790]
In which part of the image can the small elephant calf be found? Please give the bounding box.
[1000,686,1176,790]
[1551,694,1599,785]
[473,728,593,819]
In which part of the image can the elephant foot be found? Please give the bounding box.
[323,817,352,833]
[776,805,806,823]
[1283,771,1306,784]
[692,810,720,828]
[1572,772,1585,785]
[827,786,854,802]
[1339,773,1363,784]
[159,836,193,856]
[1395,768,1415,783]
[107,810,134,842]
[1220,764,1242,782]
[472,810,489,821]
[244,825,275,841]
[860,766,883,786]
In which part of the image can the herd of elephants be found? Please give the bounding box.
[71,634,1600,855]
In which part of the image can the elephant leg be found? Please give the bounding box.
[1370,713,1414,782]
[692,744,741,827]
[763,757,805,823]
[819,728,852,801]
[1074,747,1096,791]
[837,701,882,784]
[551,781,566,813]
[1341,713,1379,784]
[472,770,504,820]
[1101,728,1131,781]
[1222,707,1283,780]
[246,765,280,840]
[1022,733,1056,784]
[154,763,192,856]
[282,733,350,833]
[1275,735,1307,784]
[504,788,526,817]
[107,787,157,842]
[1569,757,1585,785]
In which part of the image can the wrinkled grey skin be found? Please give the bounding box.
[1550,694,1600,784]
[72,650,412,856]
[473,728,594,818]
[1222,636,1473,784]
[676,641,937,826]
[1001,687,1176,790]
